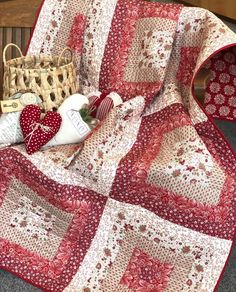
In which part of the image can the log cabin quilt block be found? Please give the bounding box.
[0,148,107,291]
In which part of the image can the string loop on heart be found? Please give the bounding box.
[24,122,53,147]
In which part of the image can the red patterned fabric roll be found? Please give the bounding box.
[88,91,123,120]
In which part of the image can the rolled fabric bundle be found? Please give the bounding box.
[88,91,123,121]
[87,91,105,118]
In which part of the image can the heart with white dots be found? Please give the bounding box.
[20,105,62,154]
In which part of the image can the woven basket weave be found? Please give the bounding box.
[3,43,77,111]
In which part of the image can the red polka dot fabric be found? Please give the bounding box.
[20,105,62,154]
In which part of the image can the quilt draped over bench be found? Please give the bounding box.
[0,0,236,291]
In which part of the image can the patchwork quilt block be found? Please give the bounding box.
[0,148,107,291]
[63,199,232,291]
[99,0,183,105]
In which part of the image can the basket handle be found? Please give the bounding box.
[3,43,23,65]
[58,47,74,66]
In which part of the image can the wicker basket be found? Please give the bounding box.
[3,43,77,111]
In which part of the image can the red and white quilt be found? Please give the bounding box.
[0,0,236,291]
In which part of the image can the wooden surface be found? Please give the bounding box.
[194,69,212,104]
[179,0,236,21]
[0,0,40,97]
[0,0,41,28]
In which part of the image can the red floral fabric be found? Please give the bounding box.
[67,14,87,53]
[177,47,201,85]
[0,148,106,291]
[204,47,236,121]
[120,248,173,291]
[99,0,183,106]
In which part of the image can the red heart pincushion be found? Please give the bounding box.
[20,105,62,154]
